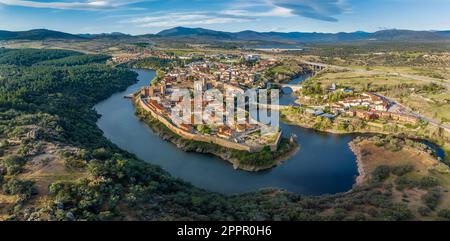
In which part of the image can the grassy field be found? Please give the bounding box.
[0,40,104,54]
[311,69,431,91]
[397,93,450,124]
[0,39,154,55]
[300,48,450,68]
[1,140,88,210]
[350,66,450,82]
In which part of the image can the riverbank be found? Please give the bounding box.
[96,68,358,194]
[266,61,314,83]
[286,114,449,182]
[134,102,299,172]
[281,112,403,137]
[349,134,449,185]
[349,141,366,185]
[282,106,449,188]
[281,108,449,159]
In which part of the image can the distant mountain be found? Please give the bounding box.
[78,32,133,39]
[250,31,371,42]
[436,30,450,38]
[1,27,449,43]
[369,29,447,41]
[154,27,450,43]
[0,29,85,40]
[156,27,234,39]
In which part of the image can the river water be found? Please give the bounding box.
[94,69,361,195]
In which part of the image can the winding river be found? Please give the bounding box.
[94,69,361,195]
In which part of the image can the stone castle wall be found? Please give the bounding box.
[137,97,279,153]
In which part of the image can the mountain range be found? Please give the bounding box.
[154,27,450,42]
[0,29,84,41]
[1,27,449,43]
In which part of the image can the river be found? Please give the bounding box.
[94,69,361,195]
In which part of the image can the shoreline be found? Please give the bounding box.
[282,115,394,136]
[282,114,449,149]
[134,101,299,172]
[129,68,446,180]
[348,141,366,186]
[235,143,300,172]
[347,137,448,188]
[282,114,448,188]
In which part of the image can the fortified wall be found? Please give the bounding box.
[137,97,282,153]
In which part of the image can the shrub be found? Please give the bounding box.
[395,176,418,190]
[391,165,414,176]
[63,156,87,170]
[418,206,431,216]
[48,182,73,204]
[2,178,35,197]
[98,211,114,221]
[437,209,450,220]
[419,176,439,189]
[386,139,402,152]
[329,208,347,221]
[421,189,441,210]
[1,155,26,175]
[353,213,367,221]
[91,148,113,160]
[381,203,414,221]
[372,165,391,182]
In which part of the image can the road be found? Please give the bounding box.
[300,61,450,90]
[373,93,450,132]
[300,61,450,132]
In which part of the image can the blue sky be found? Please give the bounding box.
[0,0,449,34]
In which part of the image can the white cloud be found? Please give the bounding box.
[120,0,348,29]
[0,0,142,10]
[122,12,253,28]
[0,0,349,22]
[221,6,294,17]
[230,0,349,22]
[270,0,349,22]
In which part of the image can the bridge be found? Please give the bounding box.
[277,61,327,93]
[281,84,303,92]
[300,61,328,71]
